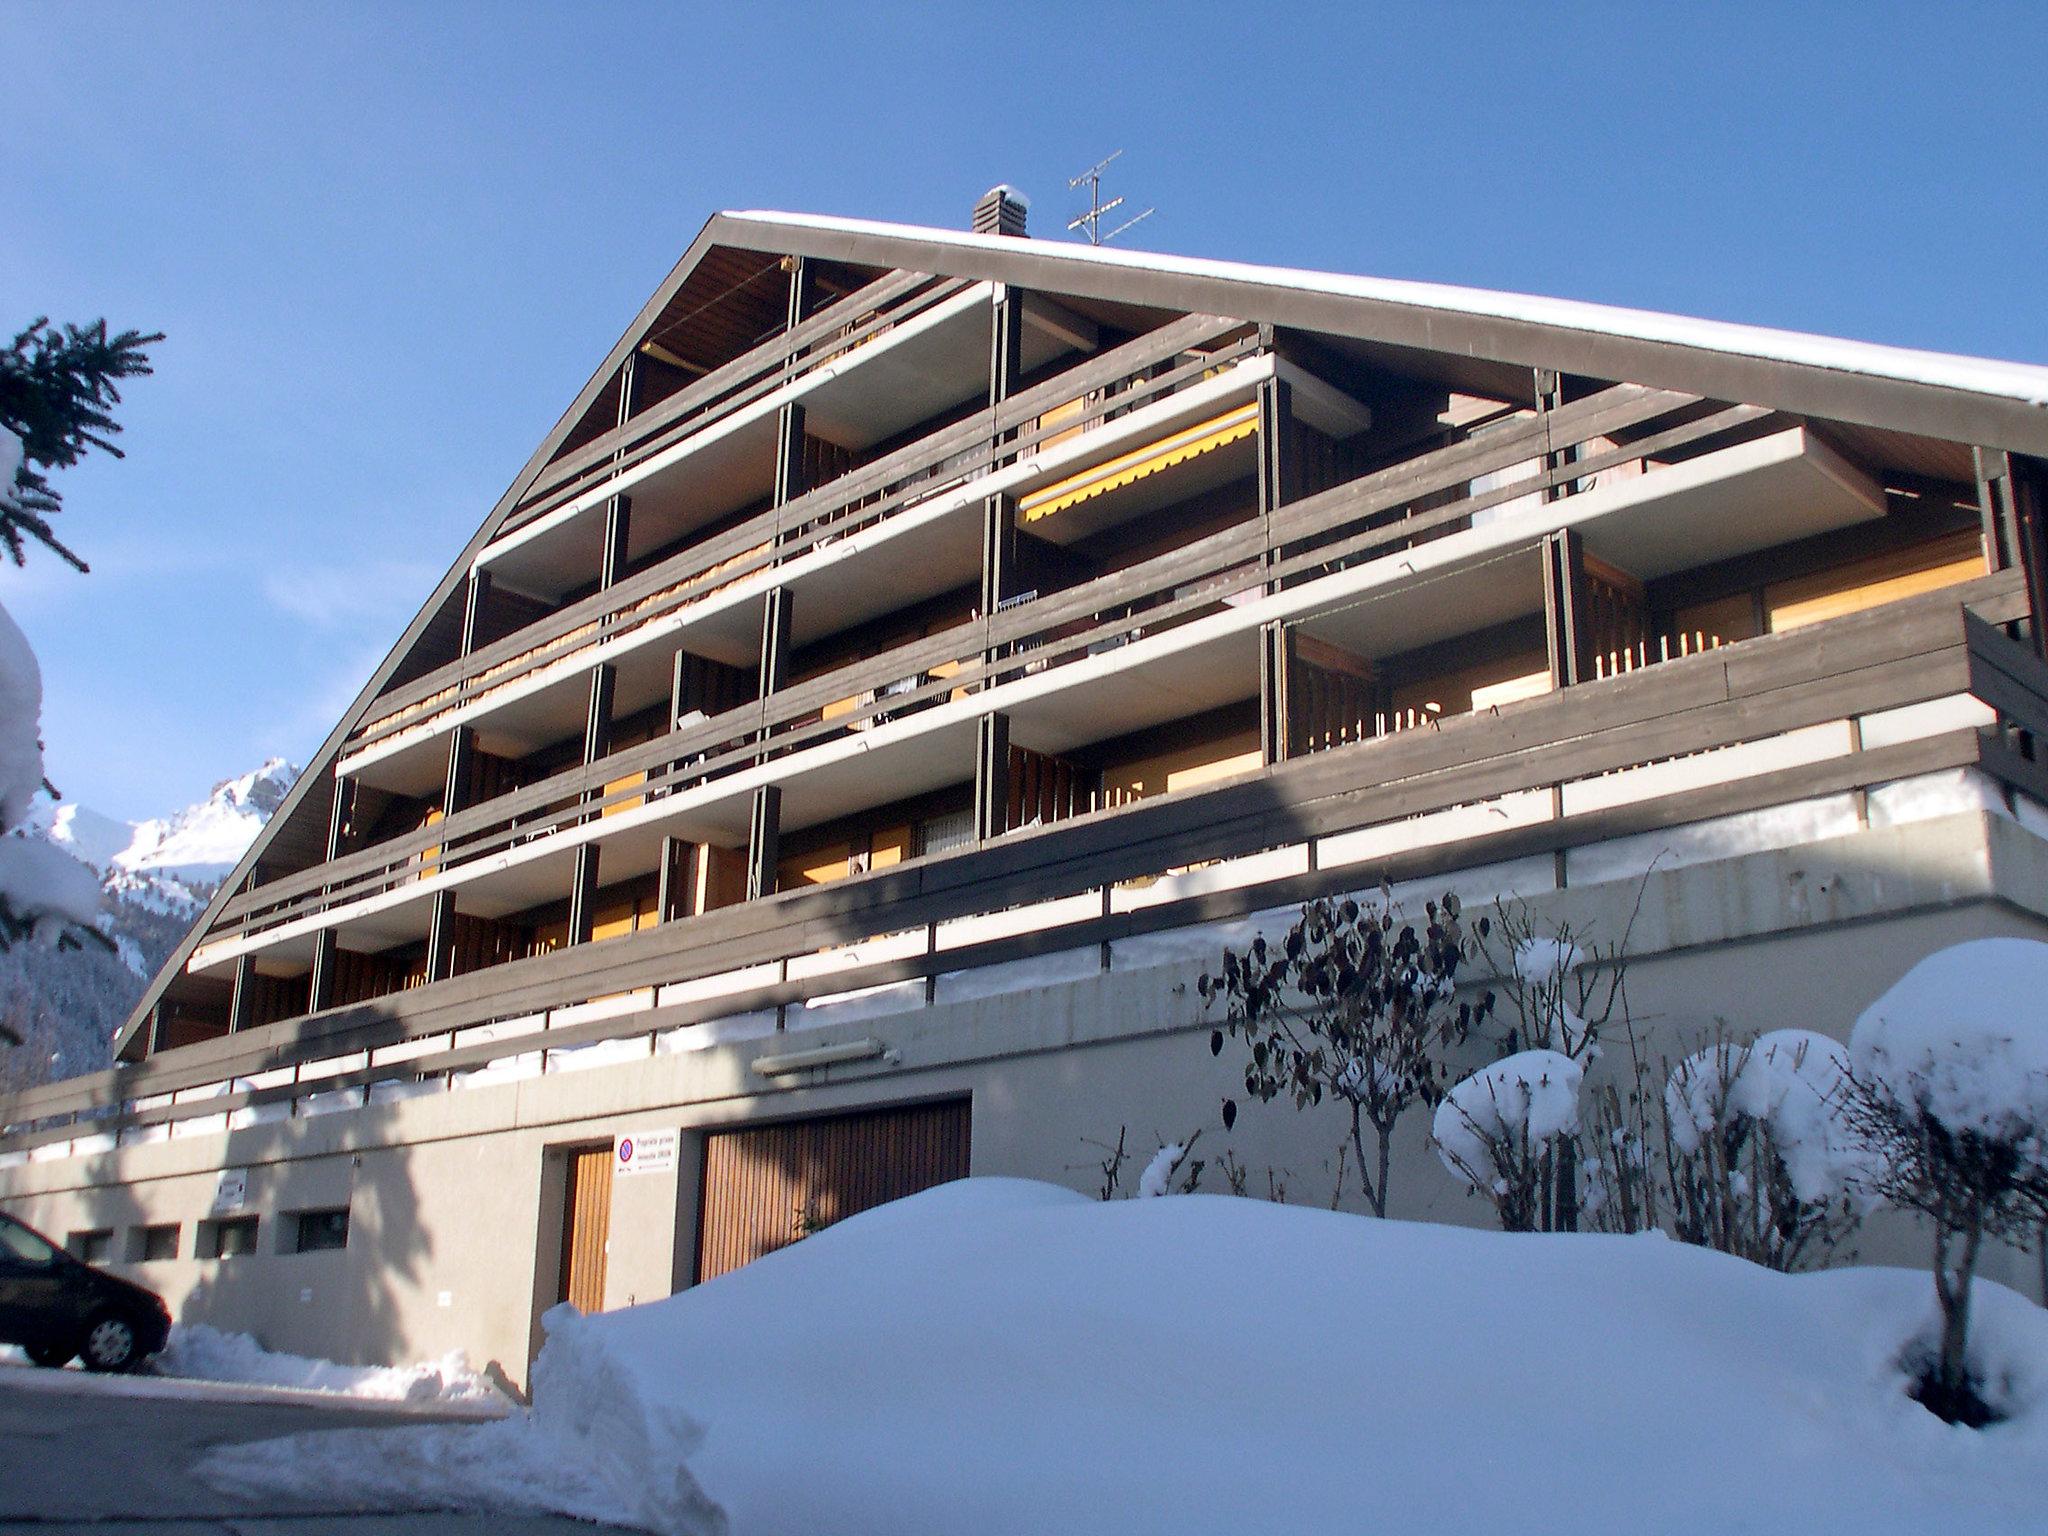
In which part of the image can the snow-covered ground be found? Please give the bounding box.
[155,1324,507,1406]
[1,1324,508,1410]
[199,1177,2048,1536]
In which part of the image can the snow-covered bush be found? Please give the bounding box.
[1082,1126,1206,1199]
[1433,1049,1584,1231]
[1662,1029,1868,1271]
[1473,900,1639,1229]
[1844,939,2048,1424]
[1200,887,1492,1217]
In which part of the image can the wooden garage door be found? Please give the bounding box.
[696,1099,969,1283]
[556,1144,613,1313]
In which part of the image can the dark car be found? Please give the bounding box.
[0,1210,170,1372]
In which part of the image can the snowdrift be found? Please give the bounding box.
[202,1177,2048,1536]
[156,1323,508,1406]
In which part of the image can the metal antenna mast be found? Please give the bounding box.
[1067,150,1155,246]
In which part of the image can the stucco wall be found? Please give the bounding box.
[7,808,2048,1390]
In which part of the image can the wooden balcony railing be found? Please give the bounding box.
[347,313,1260,758]
[209,384,1806,957]
[5,571,2040,1149]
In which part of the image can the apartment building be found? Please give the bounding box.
[6,190,2048,1381]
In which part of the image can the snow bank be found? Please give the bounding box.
[199,1177,2048,1535]
[1851,938,2048,1142]
[1433,1048,1583,1192]
[157,1323,508,1406]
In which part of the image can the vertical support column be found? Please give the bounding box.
[425,726,474,983]
[460,569,493,655]
[975,712,1011,844]
[746,785,781,902]
[738,261,815,906]
[1978,447,2048,659]
[307,774,355,1013]
[144,1002,167,1056]
[228,954,257,1035]
[669,647,693,730]
[772,400,808,514]
[1542,529,1592,688]
[567,665,615,946]
[600,493,633,591]
[974,284,1028,826]
[1257,370,1295,768]
[1261,623,1297,765]
[772,256,816,522]
[657,836,698,923]
[1536,367,1571,501]
[981,492,1017,652]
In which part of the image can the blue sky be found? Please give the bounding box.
[4,1,2046,820]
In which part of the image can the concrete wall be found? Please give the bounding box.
[7,807,2048,1391]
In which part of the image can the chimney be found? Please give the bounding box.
[972,184,1029,238]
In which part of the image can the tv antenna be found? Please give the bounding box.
[1067,150,1154,246]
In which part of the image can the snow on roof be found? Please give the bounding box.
[731,210,2048,410]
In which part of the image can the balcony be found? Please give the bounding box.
[336,316,1299,795]
[191,388,1910,981]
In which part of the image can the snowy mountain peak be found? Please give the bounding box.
[118,757,300,883]
[2,760,301,1089]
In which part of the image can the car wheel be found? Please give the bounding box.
[79,1312,141,1373]
[25,1341,75,1369]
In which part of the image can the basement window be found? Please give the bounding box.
[66,1229,113,1264]
[203,1216,259,1260]
[291,1208,350,1254]
[134,1223,180,1262]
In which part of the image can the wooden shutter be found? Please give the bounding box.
[695,1099,970,1284]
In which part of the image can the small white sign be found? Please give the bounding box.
[614,1128,679,1178]
[212,1168,248,1213]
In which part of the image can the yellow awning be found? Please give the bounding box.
[1019,402,1260,525]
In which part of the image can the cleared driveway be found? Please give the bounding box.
[0,1361,630,1534]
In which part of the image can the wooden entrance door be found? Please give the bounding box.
[695,1099,970,1283]
[556,1144,613,1313]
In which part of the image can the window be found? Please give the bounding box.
[137,1224,180,1262]
[916,810,975,859]
[291,1208,349,1254]
[67,1229,113,1264]
[0,1215,57,1266]
[203,1216,259,1259]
